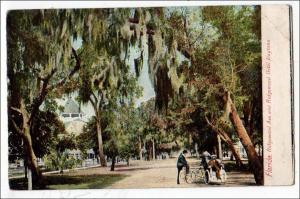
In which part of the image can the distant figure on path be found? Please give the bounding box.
[176,149,189,184]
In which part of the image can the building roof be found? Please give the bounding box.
[64,98,84,114]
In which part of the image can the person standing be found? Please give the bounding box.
[176,149,189,184]
[201,151,211,170]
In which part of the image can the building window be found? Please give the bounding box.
[62,113,70,117]
[71,113,79,118]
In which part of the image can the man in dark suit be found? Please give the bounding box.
[177,149,189,184]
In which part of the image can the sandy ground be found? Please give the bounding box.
[56,158,257,189]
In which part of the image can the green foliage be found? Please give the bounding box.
[103,104,140,161]
[76,117,98,158]
[137,6,262,153]
[9,109,66,161]
[7,6,262,170]
[31,110,66,157]
[44,150,79,172]
[43,133,78,172]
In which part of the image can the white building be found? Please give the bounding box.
[59,98,96,165]
[60,98,86,123]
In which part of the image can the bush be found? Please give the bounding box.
[44,150,81,173]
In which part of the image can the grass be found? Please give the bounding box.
[9,174,127,190]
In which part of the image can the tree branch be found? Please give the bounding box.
[205,114,214,128]
[205,115,227,142]
[91,91,98,106]
[48,48,80,90]
[98,91,105,111]
[89,95,97,115]
[29,48,81,124]
[93,66,110,82]
[190,24,205,47]
[28,67,57,124]
[11,107,22,114]
[10,118,23,135]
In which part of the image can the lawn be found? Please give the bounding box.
[9,174,127,190]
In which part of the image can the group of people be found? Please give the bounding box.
[176,149,222,184]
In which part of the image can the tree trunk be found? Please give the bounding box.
[217,135,223,160]
[96,119,107,167]
[138,136,143,161]
[24,156,28,180]
[27,167,32,190]
[152,138,155,160]
[110,155,116,171]
[189,132,193,147]
[243,100,255,141]
[226,92,263,185]
[22,121,43,188]
[205,116,244,167]
[127,158,130,166]
[195,143,199,158]
[249,101,255,140]
[213,146,217,156]
[218,128,244,167]
[11,100,43,188]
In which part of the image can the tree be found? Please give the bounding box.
[76,117,99,164]
[7,8,137,182]
[75,8,144,167]
[79,101,142,171]
[199,6,263,184]
[104,100,143,169]
[7,9,84,186]
[9,108,66,181]
[129,6,263,184]
[43,133,78,174]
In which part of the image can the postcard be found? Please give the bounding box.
[1,1,298,198]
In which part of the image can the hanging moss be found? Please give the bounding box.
[130,29,137,46]
[146,19,157,32]
[148,34,155,58]
[134,52,143,78]
[154,65,173,114]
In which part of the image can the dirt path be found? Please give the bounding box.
[108,159,256,188]
[59,158,256,189]
[109,165,199,188]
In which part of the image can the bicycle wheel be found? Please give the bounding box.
[185,172,194,184]
[204,170,210,184]
[220,169,227,184]
[190,170,197,182]
[179,170,186,181]
[198,169,206,183]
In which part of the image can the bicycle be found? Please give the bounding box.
[189,163,227,184]
[189,165,206,184]
[179,166,193,184]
